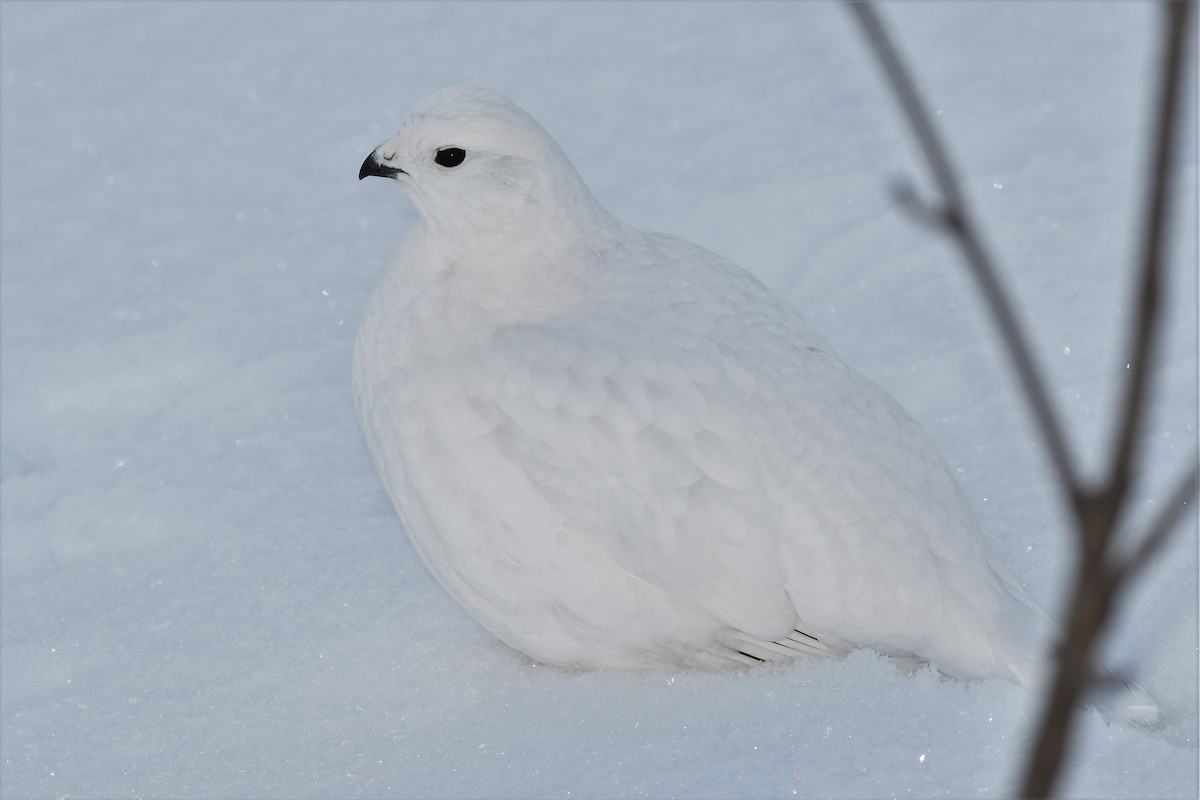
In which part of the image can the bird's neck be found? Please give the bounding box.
[401,214,619,326]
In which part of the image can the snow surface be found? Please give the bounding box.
[1,2,1195,798]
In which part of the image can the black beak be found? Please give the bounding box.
[359,151,406,181]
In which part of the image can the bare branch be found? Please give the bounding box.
[1118,458,1199,582]
[845,2,1196,798]
[844,1,1079,498]
[1105,0,1194,510]
[844,4,966,210]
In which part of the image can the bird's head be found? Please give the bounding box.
[359,86,611,244]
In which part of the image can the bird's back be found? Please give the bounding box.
[354,223,1048,679]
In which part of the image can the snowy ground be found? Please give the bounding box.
[1,2,1196,797]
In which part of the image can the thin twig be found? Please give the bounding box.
[1104,0,1193,518]
[844,1,1078,499]
[889,178,953,231]
[1118,459,1199,582]
[1023,4,1195,794]
[844,2,1197,797]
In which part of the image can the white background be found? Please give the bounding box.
[2,3,1196,797]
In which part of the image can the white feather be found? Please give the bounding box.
[353,86,1156,723]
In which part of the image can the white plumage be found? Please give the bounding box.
[354,86,1065,692]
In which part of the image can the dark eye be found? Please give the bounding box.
[435,147,466,168]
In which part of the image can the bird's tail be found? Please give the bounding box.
[1090,663,1160,726]
[992,562,1160,726]
[1007,634,1161,726]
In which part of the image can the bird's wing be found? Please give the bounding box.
[481,311,803,644]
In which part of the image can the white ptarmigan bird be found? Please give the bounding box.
[355,86,1153,718]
